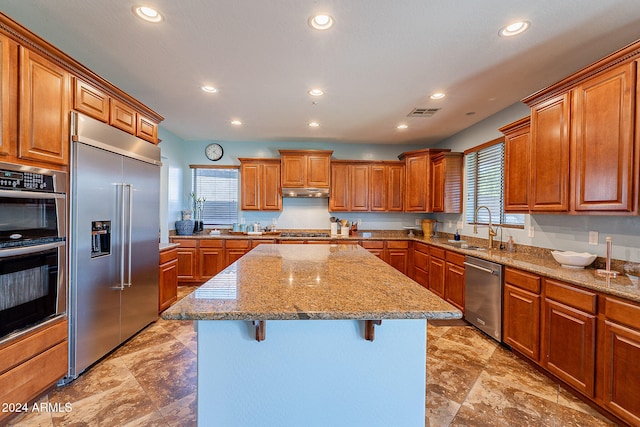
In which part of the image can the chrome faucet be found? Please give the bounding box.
[473,205,498,249]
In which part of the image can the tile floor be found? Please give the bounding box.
[10,287,617,427]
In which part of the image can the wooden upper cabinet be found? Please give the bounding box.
[369,164,387,211]
[431,152,462,213]
[349,164,369,211]
[571,62,635,212]
[73,78,109,122]
[329,162,349,211]
[387,163,405,211]
[137,113,159,144]
[19,47,69,166]
[403,152,430,212]
[0,34,17,158]
[240,158,282,211]
[110,98,137,135]
[529,93,571,212]
[499,117,531,212]
[279,150,332,188]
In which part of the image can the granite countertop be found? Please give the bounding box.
[168,229,640,303]
[159,242,180,251]
[162,244,462,321]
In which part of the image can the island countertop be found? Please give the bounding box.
[162,243,462,321]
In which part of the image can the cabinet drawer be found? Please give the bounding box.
[544,278,597,314]
[387,240,409,249]
[429,246,446,259]
[159,248,177,264]
[170,238,197,248]
[200,239,224,248]
[0,319,67,374]
[414,251,429,270]
[605,296,640,330]
[226,239,251,249]
[505,267,541,294]
[414,242,429,254]
[445,251,465,266]
[361,240,384,249]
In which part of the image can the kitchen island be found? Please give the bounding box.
[162,243,461,427]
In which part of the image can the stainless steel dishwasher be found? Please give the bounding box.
[464,256,504,342]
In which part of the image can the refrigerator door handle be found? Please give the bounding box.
[118,183,132,290]
[126,183,133,287]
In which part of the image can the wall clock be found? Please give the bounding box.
[205,143,223,161]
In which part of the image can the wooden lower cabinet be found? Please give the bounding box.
[542,278,597,397]
[360,240,409,275]
[412,242,429,287]
[225,239,251,267]
[428,247,446,298]
[158,247,178,312]
[503,267,541,361]
[200,240,224,279]
[172,239,198,283]
[0,319,68,425]
[601,296,640,425]
[444,251,465,312]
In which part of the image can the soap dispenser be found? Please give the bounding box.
[454,230,460,241]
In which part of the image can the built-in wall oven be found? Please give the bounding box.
[0,161,66,344]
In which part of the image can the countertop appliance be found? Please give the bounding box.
[65,112,161,381]
[464,255,503,342]
[0,162,67,344]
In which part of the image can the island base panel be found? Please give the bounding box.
[197,319,427,427]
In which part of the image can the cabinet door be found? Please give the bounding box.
[0,34,17,158]
[261,161,282,210]
[504,121,531,212]
[200,247,224,279]
[445,262,465,312]
[19,47,70,166]
[281,154,306,187]
[602,321,640,425]
[503,284,540,361]
[349,164,369,211]
[74,78,109,122]
[543,298,596,397]
[159,258,178,312]
[431,156,445,212]
[572,62,635,212]
[369,165,387,211]
[110,98,137,135]
[240,162,260,210]
[307,154,331,187]
[329,163,349,211]
[387,164,404,211]
[530,93,570,212]
[405,154,430,212]
[137,113,158,143]
[428,256,445,298]
[176,247,198,282]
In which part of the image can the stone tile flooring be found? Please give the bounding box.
[10,287,617,426]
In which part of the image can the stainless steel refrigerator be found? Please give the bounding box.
[66,112,161,380]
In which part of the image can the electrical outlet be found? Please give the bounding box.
[415,219,421,226]
[447,221,452,228]
[357,218,362,226]
[528,226,535,238]
[588,231,598,245]
[457,221,463,230]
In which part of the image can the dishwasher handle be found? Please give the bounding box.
[464,261,499,275]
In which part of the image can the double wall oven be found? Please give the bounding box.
[0,161,67,344]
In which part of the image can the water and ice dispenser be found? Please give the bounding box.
[91,221,111,258]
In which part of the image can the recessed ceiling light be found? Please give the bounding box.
[132,6,163,23]
[308,122,320,128]
[396,124,408,129]
[430,92,446,100]
[308,14,334,30]
[499,20,530,37]
[308,89,324,96]
[201,85,218,93]
[230,120,242,126]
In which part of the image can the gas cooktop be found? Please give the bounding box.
[279,232,330,238]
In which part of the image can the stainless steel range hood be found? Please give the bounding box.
[281,187,330,198]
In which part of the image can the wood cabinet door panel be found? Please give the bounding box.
[414,267,429,288]
[387,249,408,275]
[329,163,349,211]
[176,247,198,281]
[445,262,465,312]
[428,256,445,298]
[74,78,109,122]
[503,284,540,361]
[369,165,387,211]
[530,93,570,212]
[201,248,224,279]
[349,164,369,211]
[602,321,640,425]
[504,123,531,211]
[404,155,429,211]
[281,154,306,187]
[572,62,635,212]
[431,157,445,212]
[137,114,158,143]
[387,164,405,211]
[543,298,596,397]
[19,47,69,166]
[0,34,17,158]
[240,162,260,210]
[110,98,137,134]
[307,154,330,187]
[261,161,282,210]
[159,258,178,312]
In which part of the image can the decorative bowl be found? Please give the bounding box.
[551,251,597,269]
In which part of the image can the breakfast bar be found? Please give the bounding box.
[163,243,461,427]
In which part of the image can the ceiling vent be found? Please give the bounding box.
[407,107,440,117]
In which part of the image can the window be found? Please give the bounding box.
[465,139,524,227]
[191,166,239,225]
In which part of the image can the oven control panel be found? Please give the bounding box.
[0,169,55,192]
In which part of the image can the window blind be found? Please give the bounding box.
[192,167,239,225]
[465,142,524,227]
